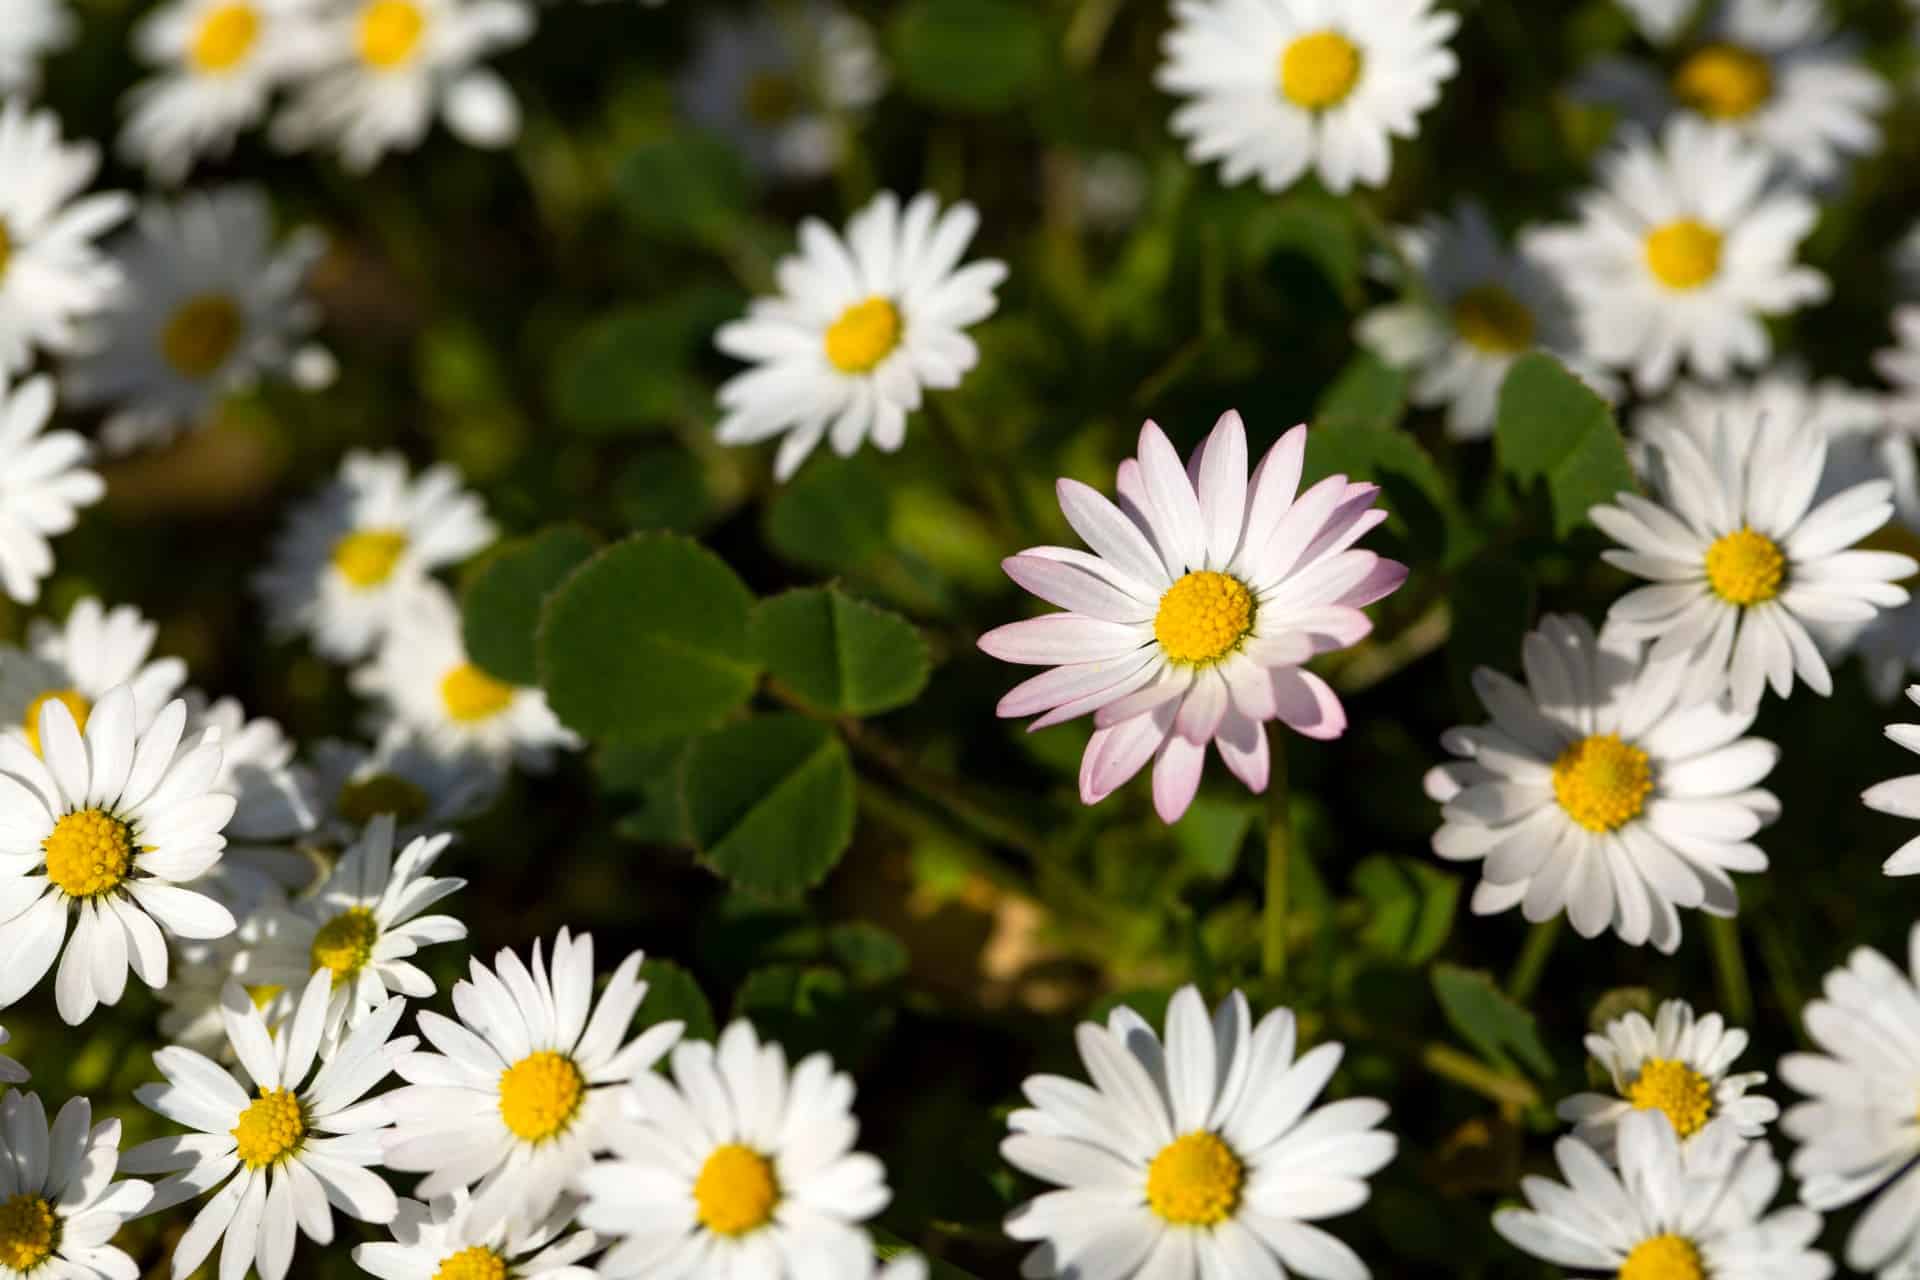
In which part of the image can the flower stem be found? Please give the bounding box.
[1506,919,1561,1004]
[1262,729,1292,982]
[1706,915,1753,1025]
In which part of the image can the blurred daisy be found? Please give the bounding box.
[0,1025,23,1082]
[1860,687,1920,876]
[255,450,496,663]
[354,1189,601,1280]
[979,413,1406,824]
[1356,202,1609,440]
[577,1019,890,1278]
[156,937,261,1056]
[1529,117,1826,393]
[1618,0,1698,43]
[124,973,413,1280]
[0,0,73,96]
[350,583,576,772]
[0,374,102,606]
[0,596,187,749]
[875,1259,927,1280]
[0,100,131,375]
[269,0,533,171]
[185,691,312,842]
[302,731,495,845]
[385,929,682,1235]
[1157,0,1458,194]
[1427,614,1779,953]
[1002,985,1395,1280]
[1801,424,1920,701]
[1557,998,1777,1156]
[63,186,328,456]
[1877,306,1920,434]
[1596,412,1913,707]
[0,1091,153,1280]
[1631,370,1884,454]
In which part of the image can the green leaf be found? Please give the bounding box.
[597,738,691,844]
[637,958,717,1043]
[1430,964,1555,1078]
[1302,421,1461,566]
[1351,856,1459,965]
[462,526,597,686]
[1493,353,1636,538]
[765,454,891,572]
[1314,351,1409,433]
[614,134,750,242]
[749,588,930,718]
[732,963,891,1062]
[826,922,909,985]
[1171,797,1258,881]
[889,0,1049,113]
[537,535,759,743]
[681,715,856,896]
[615,448,712,533]
[1244,190,1365,307]
[549,289,738,433]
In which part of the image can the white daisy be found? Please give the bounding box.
[874,1259,926,1280]
[979,412,1406,824]
[385,929,682,1236]
[0,373,102,607]
[1557,998,1778,1157]
[1859,686,1920,876]
[1427,614,1780,953]
[0,1025,22,1082]
[268,0,533,172]
[157,936,271,1057]
[1528,116,1827,393]
[63,186,328,456]
[576,1018,890,1279]
[0,687,239,1024]
[714,189,1006,481]
[354,1189,601,1280]
[1799,424,1920,701]
[350,583,576,772]
[1356,201,1611,440]
[1595,410,1914,707]
[1877,306,1920,435]
[300,731,496,846]
[123,972,414,1280]
[185,691,312,842]
[1493,1109,1829,1278]
[1631,371,1885,455]
[1618,0,1698,43]
[0,1091,154,1280]
[1001,985,1395,1280]
[256,450,496,664]
[0,0,72,96]
[0,596,187,749]
[1156,0,1459,195]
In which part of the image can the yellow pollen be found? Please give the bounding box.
[43,809,134,899]
[189,3,259,72]
[693,1144,781,1238]
[1279,30,1362,109]
[1552,734,1653,834]
[160,294,242,379]
[1704,526,1785,605]
[309,907,379,982]
[330,528,409,589]
[432,1246,507,1280]
[1673,43,1772,120]
[1146,1131,1243,1226]
[335,772,429,825]
[1627,1058,1715,1138]
[743,72,799,124]
[1645,219,1722,291]
[1453,284,1537,354]
[358,0,426,68]
[441,662,515,724]
[1619,1233,1705,1280]
[231,1088,305,1169]
[823,297,902,374]
[497,1050,584,1142]
[1154,571,1254,666]
[0,1195,55,1272]
[245,983,284,1010]
[22,689,90,756]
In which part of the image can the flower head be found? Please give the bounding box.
[0,375,101,606]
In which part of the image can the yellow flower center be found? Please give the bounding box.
[693,1144,781,1238]
[309,906,379,982]
[1644,219,1722,291]
[0,221,11,286]
[432,1246,506,1280]
[1551,734,1653,834]
[440,662,515,724]
[497,1050,585,1142]
[160,294,242,380]
[1673,43,1772,120]
[823,297,902,374]
[1627,1057,1715,1138]
[1704,526,1785,605]
[246,983,284,1010]
[330,529,409,588]
[358,0,425,68]
[189,3,259,72]
[1145,1131,1243,1227]
[1154,571,1254,666]
[0,1195,56,1272]
[231,1088,305,1169]
[1453,284,1537,355]
[1619,1233,1704,1280]
[743,71,800,124]
[335,772,430,825]
[1279,30,1362,110]
[43,809,135,899]
[22,689,90,756]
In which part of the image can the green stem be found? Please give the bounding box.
[1262,729,1292,981]
[1420,1043,1541,1109]
[1506,919,1562,1004]
[1706,915,1753,1025]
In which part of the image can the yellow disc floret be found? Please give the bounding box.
[1673,44,1772,120]
[1551,734,1653,834]
[0,222,11,286]
[232,1088,306,1169]
[1627,1058,1715,1138]
[1155,571,1254,666]
[497,1050,585,1142]
[0,1195,56,1273]
[1279,30,1363,109]
[359,0,426,68]
[189,3,259,72]
[432,1246,507,1280]
[823,297,902,374]
[1453,285,1537,355]
[1619,1233,1705,1280]
[22,689,91,756]
[331,528,409,588]
[309,907,380,982]
[160,294,242,379]
[336,772,430,825]
[1704,527,1785,606]
[441,663,515,724]
[1644,219,1722,291]
[1146,1131,1243,1226]
[43,809,134,899]
[693,1144,780,1238]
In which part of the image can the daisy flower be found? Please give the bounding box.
[1156,0,1458,195]
[1528,117,1827,393]
[1877,306,1920,435]
[0,596,187,749]
[157,937,265,1057]
[0,373,102,607]
[576,1018,890,1279]
[978,412,1406,824]
[1556,998,1777,1156]
[1493,1110,1828,1278]
[0,1091,154,1280]
[301,732,494,846]
[185,691,312,842]
[255,450,496,664]
[714,189,1005,481]
[0,687,239,1024]
[269,0,534,172]
[1618,0,1698,43]
[385,929,682,1236]
[124,972,414,1280]
[1356,201,1610,440]
[1631,371,1885,455]
[63,186,328,455]
[1859,687,1920,876]
[1595,411,1913,707]
[354,1189,601,1280]
[1001,985,1395,1280]
[350,583,576,772]
[1427,614,1780,952]
[0,0,72,96]
[0,1026,22,1082]
[1799,424,1920,701]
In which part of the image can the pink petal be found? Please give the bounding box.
[1080,711,1171,805]
[1271,669,1347,740]
[1153,735,1208,823]
[978,615,1149,666]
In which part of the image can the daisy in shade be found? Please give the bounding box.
[1878,306,1920,435]
[123,972,413,1280]
[301,732,495,846]
[384,929,682,1236]
[0,1026,23,1082]
[1493,1110,1829,1279]
[0,374,102,607]
[1156,0,1458,195]
[156,937,267,1057]
[1427,614,1780,953]
[979,412,1406,824]
[0,1091,154,1280]
[1860,689,1920,876]
[185,691,312,843]
[0,687,239,1024]
[576,1018,890,1279]
[0,596,187,749]
[0,0,72,96]
[256,450,495,664]
[1528,117,1826,393]
[1001,985,1394,1280]
[1594,411,1914,708]
[1619,0,1698,43]
[1557,998,1777,1157]
[1631,371,1885,456]
[354,1189,601,1280]
[1799,422,1920,701]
